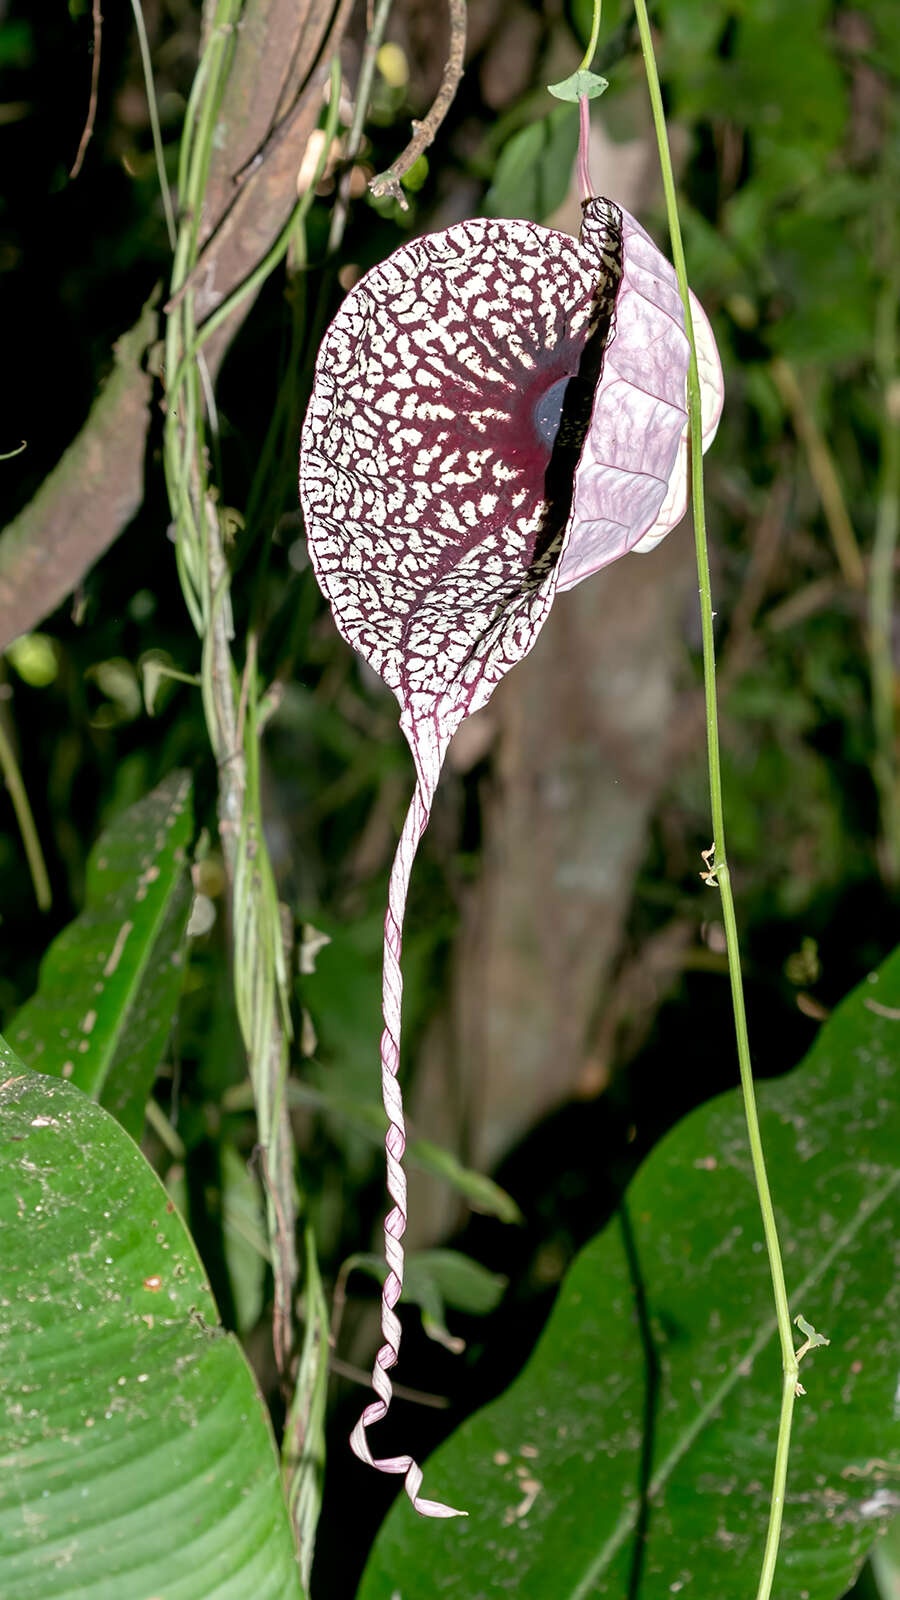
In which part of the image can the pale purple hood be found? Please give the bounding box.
[557,204,723,590]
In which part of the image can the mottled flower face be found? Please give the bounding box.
[302,202,623,771]
[301,199,721,779]
[299,195,723,1519]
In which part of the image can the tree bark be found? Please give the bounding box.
[408,531,697,1242]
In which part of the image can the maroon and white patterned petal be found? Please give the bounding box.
[301,201,624,785]
[299,194,722,1517]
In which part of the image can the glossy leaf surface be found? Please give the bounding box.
[8,771,193,1140]
[360,948,900,1599]
[0,1042,304,1600]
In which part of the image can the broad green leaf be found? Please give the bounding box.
[484,104,579,221]
[361,948,900,1600]
[0,1041,304,1600]
[9,771,193,1140]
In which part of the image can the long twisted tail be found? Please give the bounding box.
[348,779,466,1519]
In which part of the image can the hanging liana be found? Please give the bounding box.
[299,123,723,1518]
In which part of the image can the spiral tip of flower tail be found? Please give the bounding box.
[348,1419,467,1519]
[404,1458,468,1519]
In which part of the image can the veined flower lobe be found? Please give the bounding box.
[301,198,722,779]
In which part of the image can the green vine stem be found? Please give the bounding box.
[579,0,603,72]
[135,0,301,1388]
[128,0,177,249]
[0,710,51,912]
[328,0,394,252]
[630,5,802,1597]
[868,227,900,883]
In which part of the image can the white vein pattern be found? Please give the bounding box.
[301,203,624,788]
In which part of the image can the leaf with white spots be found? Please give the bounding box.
[360,946,900,1598]
[0,1043,304,1600]
[8,771,193,1142]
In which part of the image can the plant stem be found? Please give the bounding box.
[368,0,466,205]
[769,356,865,591]
[328,0,393,253]
[0,713,51,911]
[144,0,300,1369]
[577,94,592,202]
[868,239,900,882]
[69,0,102,180]
[632,6,798,1597]
[756,1370,798,1597]
[129,0,177,248]
[579,0,603,72]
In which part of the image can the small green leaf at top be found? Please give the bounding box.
[547,69,610,103]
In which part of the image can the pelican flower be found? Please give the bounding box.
[300,191,724,1517]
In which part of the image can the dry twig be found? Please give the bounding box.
[368,0,466,208]
[70,0,103,179]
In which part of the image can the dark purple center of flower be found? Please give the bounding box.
[534,376,574,448]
